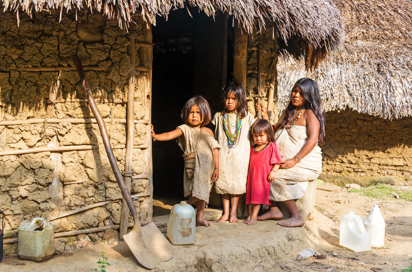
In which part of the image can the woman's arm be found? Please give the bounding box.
[278,110,319,169]
[151,125,183,141]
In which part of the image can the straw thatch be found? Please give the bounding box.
[0,0,344,67]
[277,0,412,119]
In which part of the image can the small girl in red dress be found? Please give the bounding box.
[244,119,281,225]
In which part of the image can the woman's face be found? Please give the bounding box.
[291,86,306,108]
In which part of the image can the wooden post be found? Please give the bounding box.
[140,24,154,223]
[120,36,136,238]
[257,34,262,119]
[233,22,248,90]
[267,29,280,123]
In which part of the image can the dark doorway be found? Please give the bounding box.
[152,9,231,202]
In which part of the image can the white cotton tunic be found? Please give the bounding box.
[211,112,255,195]
[177,124,220,203]
[269,126,322,202]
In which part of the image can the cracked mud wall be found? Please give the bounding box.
[0,12,152,235]
[322,110,412,179]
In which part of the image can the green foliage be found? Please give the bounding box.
[349,184,412,201]
[93,252,110,272]
[401,264,412,272]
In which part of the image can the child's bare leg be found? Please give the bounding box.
[244,204,252,224]
[229,195,239,223]
[196,200,211,227]
[187,197,199,206]
[278,200,304,227]
[246,204,261,225]
[258,201,283,220]
[217,194,230,222]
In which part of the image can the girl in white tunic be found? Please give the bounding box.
[212,82,255,223]
[152,96,220,227]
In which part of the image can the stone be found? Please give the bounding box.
[102,229,118,241]
[77,23,103,43]
[107,202,121,224]
[345,184,361,189]
[28,189,51,203]
[21,200,40,214]
[88,233,101,242]
[55,239,67,254]
[35,168,54,186]
[0,160,21,177]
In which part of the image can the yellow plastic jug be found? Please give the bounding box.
[18,218,55,261]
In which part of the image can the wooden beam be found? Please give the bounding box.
[0,118,149,126]
[9,66,151,72]
[267,29,279,121]
[120,36,136,238]
[233,22,248,90]
[257,34,262,119]
[0,144,148,156]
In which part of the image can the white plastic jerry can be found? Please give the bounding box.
[340,211,371,252]
[364,205,385,247]
[18,218,55,261]
[167,201,196,245]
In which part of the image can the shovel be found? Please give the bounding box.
[71,56,173,269]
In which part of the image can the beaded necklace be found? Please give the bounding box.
[222,113,243,148]
[286,107,305,130]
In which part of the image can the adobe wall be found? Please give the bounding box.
[322,110,412,179]
[0,11,153,242]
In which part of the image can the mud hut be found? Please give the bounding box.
[0,0,343,250]
[276,0,412,181]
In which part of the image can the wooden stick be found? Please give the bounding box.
[0,144,148,156]
[49,201,111,222]
[247,70,268,76]
[49,98,126,104]
[233,22,248,90]
[0,118,149,126]
[267,29,279,121]
[136,42,154,47]
[120,36,136,238]
[257,34,262,119]
[11,66,151,72]
[132,174,149,179]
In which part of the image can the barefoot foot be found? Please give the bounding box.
[258,208,283,221]
[278,215,304,227]
[243,216,251,224]
[196,219,212,227]
[217,214,229,223]
[229,214,239,223]
[246,218,257,225]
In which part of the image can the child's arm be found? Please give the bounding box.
[268,164,280,182]
[211,148,219,182]
[151,125,183,141]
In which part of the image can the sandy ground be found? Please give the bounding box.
[1,182,411,272]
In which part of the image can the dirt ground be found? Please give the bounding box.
[1,182,411,272]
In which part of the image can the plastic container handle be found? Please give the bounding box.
[348,217,366,238]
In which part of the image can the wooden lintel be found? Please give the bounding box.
[9,66,151,73]
[0,118,150,126]
[136,42,154,47]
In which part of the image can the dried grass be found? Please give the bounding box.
[0,0,344,68]
[277,0,412,119]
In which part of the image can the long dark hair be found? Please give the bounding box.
[180,96,212,127]
[278,78,325,144]
[251,119,275,143]
[221,82,248,118]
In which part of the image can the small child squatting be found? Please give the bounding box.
[244,119,281,225]
[151,96,220,227]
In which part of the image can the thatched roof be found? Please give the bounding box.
[277,0,412,119]
[1,0,344,68]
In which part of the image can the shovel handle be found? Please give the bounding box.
[71,56,141,231]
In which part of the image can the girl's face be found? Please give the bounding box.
[291,86,306,108]
[253,131,268,146]
[187,105,203,128]
[225,92,238,113]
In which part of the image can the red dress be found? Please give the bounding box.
[246,142,281,205]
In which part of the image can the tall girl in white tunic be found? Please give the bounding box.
[212,82,255,223]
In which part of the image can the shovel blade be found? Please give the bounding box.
[123,222,173,269]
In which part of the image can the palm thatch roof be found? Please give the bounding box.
[277,0,412,119]
[1,0,344,68]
